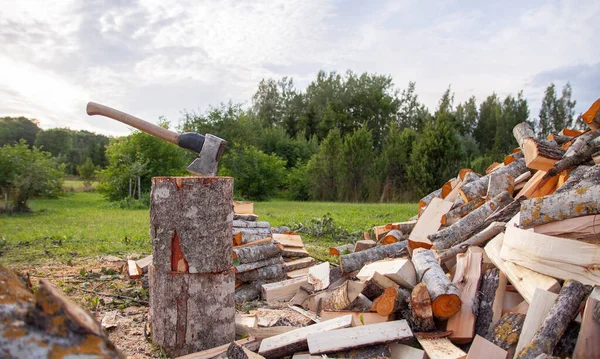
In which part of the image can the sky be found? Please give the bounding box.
[1,0,599,136]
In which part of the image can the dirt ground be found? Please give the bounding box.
[18,255,158,358]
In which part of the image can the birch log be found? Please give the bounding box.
[429,191,512,250]
[151,176,233,273]
[437,221,505,264]
[419,188,443,210]
[235,257,283,274]
[340,240,408,273]
[459,159,527,203]
[513,122,535,148]
[412,248,461,318]
[519,185,600,228]
[441,198,485,226]
[515,280,587,359]
[233,243,283,264]
[237,264,286,283]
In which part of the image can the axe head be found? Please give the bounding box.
[186,134,228,176]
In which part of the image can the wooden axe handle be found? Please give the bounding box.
[86,102,179,145]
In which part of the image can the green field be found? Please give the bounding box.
[0,190,417,265]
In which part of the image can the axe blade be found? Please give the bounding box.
[186,134,227,176]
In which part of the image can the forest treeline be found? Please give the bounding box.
[0,71,581,208]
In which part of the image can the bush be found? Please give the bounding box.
[286,162,310,201]
[219,145,286,201]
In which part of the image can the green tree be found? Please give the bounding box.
[219,146,286,201]
[98,121,190,201]
[306,128,344,201]
[0,141,64,212]
[455,96,478,136]
[380,124,417,201]
[76,157,98,188]
[473,94,502,154]
[34,128,73,158]
[538,82,577,136]
[396,82,430,132]
[0,117,41,148]
[340,127,374,201]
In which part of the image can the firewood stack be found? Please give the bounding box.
[182,99,600,359]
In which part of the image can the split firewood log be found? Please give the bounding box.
[0,264,123,358]
[473,268,503,338]
[521,138,566,171]
[513,122,536,148]
[487,172,515,198]
[582,98,600,130]
[545,137,600,178]
[519,184,600,228]
[353,239,376,252]
[233,243,283,264]
[564,128,600,157]
[486,312,525,358]
[555,164,600,194]
[436,221,505,264]
[375,287,411,316]
[441,198,485,226]
[340,240,408,273]
[459,159,527,203]
[381,229,405,245]
[429,191,512,250]
[409,282,436,332]
[412,248,461,319]
[515,280,587,359]
[419,188,442,210]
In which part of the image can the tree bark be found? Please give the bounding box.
[487,172,515,198]
[149,265,235,357]
[522,138,566,170]
[412,248,461,319]
[564,128,600,157]
[227,341,266,359]
[320,281,360,312]
[429,191,512,250]
[151,177,233,273]
[513,122,535,148]
[235,256,283,273]
[460,159,527,203]
[556,164,600,194]
[381,229,405,244]
[442,198,485,225]
[546,141,600,178]
[409,282,436,332]
[233,220,271,229]
[486,313,525,358]
[233,243,283,264]
[237,264,286,283]
[437,221,505,264]
[419,188,442,209]
[504,151,525,165]
[340,240,408,273]
[516,280,587,359]
[375,287,411,316]
[0,265,123,358]
[474,268,501,338]
[519,184,600,228]
[235,282,262,304]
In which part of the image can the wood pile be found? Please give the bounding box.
[182,100,600,359]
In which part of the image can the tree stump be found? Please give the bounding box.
[149,176,235,356]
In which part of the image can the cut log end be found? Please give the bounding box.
[376,287,398,316]
[432,293,462,319]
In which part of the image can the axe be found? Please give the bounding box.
[86,102,227,176]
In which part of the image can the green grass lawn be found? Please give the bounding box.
[0,191,417,265]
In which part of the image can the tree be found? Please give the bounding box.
[0,117,41,148]
[306,128,344,201]
[396,82,430,132]
[538,82,578,136]
[455,96,478,136]
[34,128,73,158]
[340,127,374,201]
[76,157,98,188]
[219,145,286,201]
[474,94,502,154]
[380,124,417,201]
[0,141,64,212]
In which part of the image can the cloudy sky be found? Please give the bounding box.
[1,0,599,136]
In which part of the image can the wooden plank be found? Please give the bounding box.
[502,292,524,312]
[272,233,304,248]
[258,315,353,358]
[320,311,391,326]
[175,337,257,359]
[447,252,482,344]
[501,225,600,285]
[467,246,494,272]
[390,343,426,359]
[283,257,316,272]
[306,320,413,354]
[287,267,311,279]
[261,276,309,302]
[307,262,329,291]
[234,201,254,214]
[514,288,559,356]
[356,258,416,289]
[135,254,152,270]
[416,336,467,359]
[573,286,600,359]
[127,260,142,279]
[466,335,508,359]
[484,233,560,303]
[281,247,310,258]
[532,214,600,241]
[409,197,453,250]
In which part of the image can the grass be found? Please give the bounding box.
[63,179,98,192]
[0,188,418,266]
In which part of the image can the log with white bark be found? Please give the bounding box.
[381,229,405,244]
[441,198,485,226]
[515,280,587,359]
[429,191,512,250]
[261,276,309,302]
[151,176,232,273]
[409,282,436,332]
[412,248,461,318]
[556,164,600,194]
[409,197,454,250]
[234,220,271,229]
[234,214,259,221]
[522,138,566,171]
[284,257,316,272]
[375,286,411,316]
[547,133,574,145]
[306,320,413,355]
[282,247,311,258]
[484,233,560,303]
[447,252,482,344]
[235,256,283,273]
[419,188,443,210]
[473,268,503,338]
[564,128,600,157]
[437,221,505,264]
[546,140,600,178]
[515,288,559,357]
[234,229,273,244]
[486,312,525,358]
[356,258,416,289]
[513,122,536,148]
[235,282,262,303]
[0,267,123,358]
[258,315,353,358]
[572,286,600,359]
[320,280,365,312]
[501,225,600,285]
[459,159,527,203]
[520,185,600,228]
[150,266,235,357]
[487,172,515,198]
[237,264,286,283]
[233,243,283,264]
[340,240,408,273]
